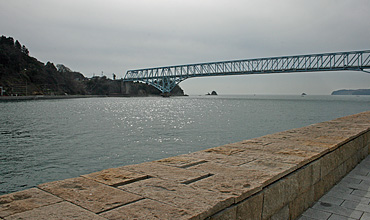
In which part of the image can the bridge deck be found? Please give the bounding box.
[123,50,370,93]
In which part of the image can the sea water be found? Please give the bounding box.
[1,95,369,195]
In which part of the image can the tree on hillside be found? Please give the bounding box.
[21,45,29,55]
[14,40,21,50]
[56,64,72,73]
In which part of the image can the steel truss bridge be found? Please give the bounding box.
[123,50,370,94]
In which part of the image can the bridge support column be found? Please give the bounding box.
[160,92,170,97]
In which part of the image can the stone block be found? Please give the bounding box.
[187,162,278,202]
[242,138,330,162]
[313,180,325,201]
[235,149,307,167]
[209,206,237,220]
[240,159,297,186]
[320,150,341,178]
[236,192,263,220]
[336,162,347,180]
[189,174,262,203]
[5,201,105,220]
[345,154,360,172]
[82,167,149,187]
[361,145,369,160]
[321,171,336,192]
[119,177,234,219]
[0,188,62,218]
[185,150,256,166]
[38,177,142,213]
[120,161,210,183]
[153,155,207,168]
[262,174,298,219]
[295,164,313,193]
[100,199,194,220]
[202,145,246,156]
[289,187,314,220]
[365,131,370,144]
[270,205,289,220]
[311,159,321,184]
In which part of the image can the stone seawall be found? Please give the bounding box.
[1,112,369,219]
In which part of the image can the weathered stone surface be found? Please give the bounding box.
[311,159,321,184]
[5,202,105,220]
[153,155,207,168]
[262,174,298,219]
[38,177,142,213]
[231,138,330,164]
[120,162,210,183]
[233,149,306,167]
[240,159,297,186]
[295,164,313,193]
[289,187,314,220]
[313,180,325,201]
[189,174,262,203]
[0,188,62,218]
[100,199,193,220]
[320,150,341,178]
[270,205,289,220]
[209,206,237,220]
[236,192,263,220]
[186,162,269,199]
[119,177,234,219]
[185,151,256,166]
[82,167,148,186]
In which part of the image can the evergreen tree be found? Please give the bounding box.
[14,40,21,50]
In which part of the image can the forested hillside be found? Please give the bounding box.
[0,36,184,96]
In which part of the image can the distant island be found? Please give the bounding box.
[331,89,370,95]
[0,35,184,97]
[206,91,218,95]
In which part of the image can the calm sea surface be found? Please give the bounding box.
[1,95,370,195]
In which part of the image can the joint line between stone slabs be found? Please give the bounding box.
[181,173,214,185]
[95,198,146,215]
[178,160,208,168]
[34,187,99,217]
[110,175,152,188]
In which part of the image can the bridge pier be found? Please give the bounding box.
[160,92,171,97]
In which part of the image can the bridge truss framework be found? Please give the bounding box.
[123,50,370,94]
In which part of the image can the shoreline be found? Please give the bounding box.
[0,95,106,101]
[0,94,187,101]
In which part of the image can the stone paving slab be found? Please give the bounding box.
[100,199,194,220]
[153,156,207,168]
[185,151,257,166]
[4,202,106,220]
[38,177,143,214]
[120,161,211,183]
[297,155,370,220]
[82,167,149,186]
[118,177,234,219]
[0,188,62,218]
[310,202,364,219]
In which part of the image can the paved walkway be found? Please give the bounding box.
[298,155,370,220]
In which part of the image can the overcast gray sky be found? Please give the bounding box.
[1,0,369,95]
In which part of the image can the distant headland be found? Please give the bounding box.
[0,35,184,97]
[331,89,370,95]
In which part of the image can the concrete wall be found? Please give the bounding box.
[1,111,369,219]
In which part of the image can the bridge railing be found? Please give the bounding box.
[123,50,370,93]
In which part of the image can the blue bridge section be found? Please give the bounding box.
[123,50,370,94]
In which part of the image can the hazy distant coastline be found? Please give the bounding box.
[331,89,370,95]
